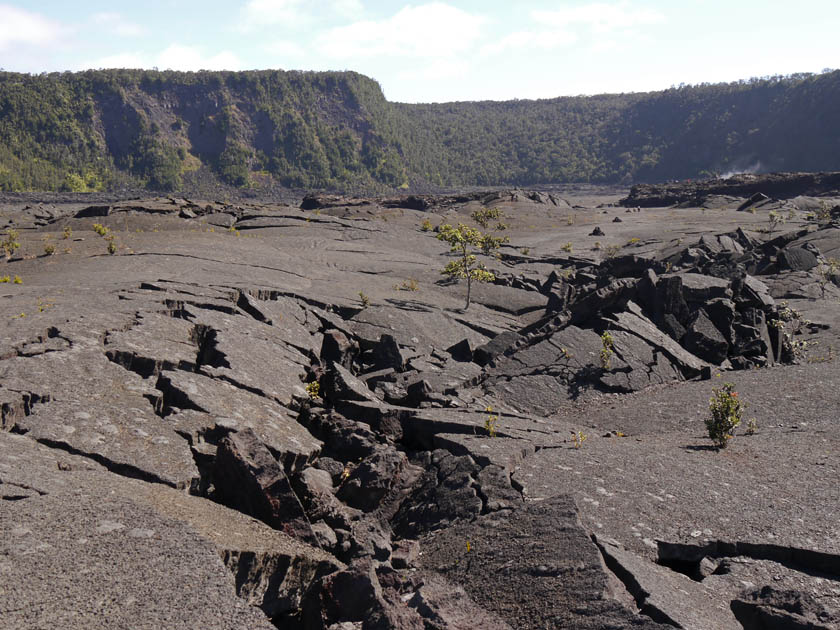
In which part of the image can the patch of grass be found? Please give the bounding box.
[394,278,419,292]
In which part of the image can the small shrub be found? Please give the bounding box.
[2,228,20,259]
[603,244,621,259]
[421,218,433,232]
[626,237,641,246]
[745,418,758,435]
[395,279,419,292]
[593,241,602,251]
[305,381,320,400]
[768,209,785,234]
[358,291,371,308]
[520,247,530,256]
[706,382,743,448]
[484,406,498,438]
[816,201,832,224]
[62,226,73,239]
[107,238,117,255]
[13,275,22,284]
[561,241,573,253]
[44,242,56,256]
[571,430,587,448]
[817,258,839,298]
[566,215,575,226]
[0,275,9,283]
[92,223,110,237]
[599,330,614,370]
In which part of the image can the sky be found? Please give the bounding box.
[1,1,838,103]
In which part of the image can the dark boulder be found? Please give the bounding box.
[337,446,410,513]
[737,192,770,211]
[213,428,319,546]
[472,331,521,367]
[655,275,690,324]
[778,247,819,272]
[682,309,729,364]
[731,585,838,630]
[590,226,605,236]
[446,338,473,362]
[372,334,407,372]
[320,330,358,369]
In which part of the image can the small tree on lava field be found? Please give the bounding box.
[437,210,507,311]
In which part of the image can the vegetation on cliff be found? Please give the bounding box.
[0,68,838,192]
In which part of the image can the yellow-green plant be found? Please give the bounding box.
[707,382,743,448]
[107,237,117,255]
[599,330,614,370]
[603,244,621,259]
[395,279,419,292]
[768,209,785,235]
[62,226,73,239]
[626,237,641,246]
[437,223,499,310]
[44,241,56,256]
[92,223,110,237]
[305,381,320,400]
[561,241,573,253]
[13,275,22,284]
[0,275,9,283]
[2,228,20,259]
[421,218,433,232]
[745,418,758,435]
[571,430,587,448]
[817,258,838,299]
[484,406,499,438]
[358,291,371,308]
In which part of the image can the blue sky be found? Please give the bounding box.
[1,1,838,102]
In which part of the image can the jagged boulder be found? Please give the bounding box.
[214,428,319,546]
[682,309,730,364]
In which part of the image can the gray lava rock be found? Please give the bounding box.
[373,334,408,371]
[392,450,483,538]
[779,247,819,271]
[214,428,319,546]
[337,446,408,512]
[682,309,730,364]
[321,330,359,369]
[446,338,473,362]
[731,585,838,630]
[472,331,521,367]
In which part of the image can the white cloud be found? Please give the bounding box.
[85,45,242,72]
[87,52,148,69]
[315,2,485,59]
[482,29,578,56]
[265,40,306,58]
[155,45,242,71]
[330,0,364,18]
[0,4,64,51]
[533,2,666,34]
[240,0,310,31]
[91,12,146,37]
